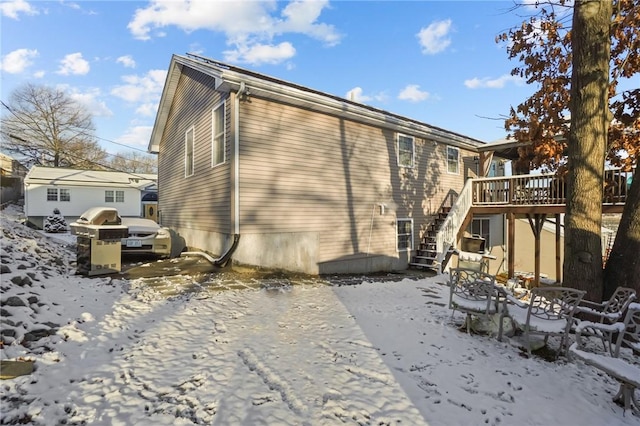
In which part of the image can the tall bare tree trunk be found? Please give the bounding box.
[603,171,640,298]
[563,0,612,301]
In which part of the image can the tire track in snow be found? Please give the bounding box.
[237,348,309,416]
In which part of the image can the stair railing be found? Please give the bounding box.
[435,178,474,273]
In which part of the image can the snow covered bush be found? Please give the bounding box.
[43,208,67,233]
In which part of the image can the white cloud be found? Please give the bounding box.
[116,55,136,68]
[33,70,45,78]
[127,0,340,65]
[64,86,113,118]
[135,103,159,117]
[346,87,371,103]
[0,48,38,74]
[345,87,387,104]
[0,0,37,19]
[277,0,340,46]
[464,74,525,89]
[417,19,452,55]
[398,84,430,102]
[224,42,296,65]
[111,69,167,104]
[116,125,153,149]
[57,52,90,75]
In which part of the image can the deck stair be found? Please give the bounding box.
[409,207,455,271]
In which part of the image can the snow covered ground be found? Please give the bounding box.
[1,204,638,425]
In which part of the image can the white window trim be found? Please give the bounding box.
[211,101,226,168]
[46,188,58,202]
[59,188,71,202]
[105,190,114,203]
[115,190,124,203]
[471,217,491,247]
[447,146,460,175]
[397,134,415,168]
[185,126,195,178]
[396,218,414,252]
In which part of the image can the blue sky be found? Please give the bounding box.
[2,0,541,156]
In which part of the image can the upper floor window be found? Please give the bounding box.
[398,134,415,168]
[447,146,459,174]
[105,190,124,203]
[185,127,195,177]
[396,218,414,251]
[212,102,225,167]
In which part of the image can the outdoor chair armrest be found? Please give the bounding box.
[501,292,528,309]
[574,320,626,353]
[574,306,623,322]
[575,321,625,335]
[579,299,607,309]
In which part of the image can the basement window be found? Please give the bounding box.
[397,218,414,251]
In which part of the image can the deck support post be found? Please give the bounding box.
[555,213,561,283]
[526,213,547,287]
[508,212,515,279]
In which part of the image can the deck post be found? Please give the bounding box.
[526,213,547,287]
[508,212,515,279]
[555,213,561,283]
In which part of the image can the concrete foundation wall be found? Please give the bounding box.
[171,224,410,275]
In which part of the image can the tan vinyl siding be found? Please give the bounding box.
[158,67,231,234]
[238,96,471,263]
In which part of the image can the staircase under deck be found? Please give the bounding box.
[411,170,630,281]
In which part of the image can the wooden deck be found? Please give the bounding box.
[469,170,629,215]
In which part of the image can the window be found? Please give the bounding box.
[447,146,459,174]
[105,190,124,203]
[212,102,225,167]
[185,127,195,177]
[60,189,70,202]
[396,218,414,251]
[47,188,58,201]
[397,134,415,168]
[470,217,491,246]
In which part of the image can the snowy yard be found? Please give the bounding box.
[1,204,638,425]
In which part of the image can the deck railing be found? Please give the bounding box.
[434,178,474,273]
[472,169,630,206]
[431,168,630,273]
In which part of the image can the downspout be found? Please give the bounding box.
[234,83,244,236]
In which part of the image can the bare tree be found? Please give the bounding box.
[1,83,107,168]
[109,151,158,174]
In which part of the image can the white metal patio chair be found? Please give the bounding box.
[574,287,636,354]
[448,267,499,334]
[569,303,640,415]
[498,286,585,357]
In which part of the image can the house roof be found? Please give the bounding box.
[148,53,488,153]
[24,166,157,190]
[477,137,531,161]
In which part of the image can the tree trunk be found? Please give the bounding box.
[603,171,640,299]
[563,0,612,301]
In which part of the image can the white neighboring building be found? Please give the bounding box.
[24,166,157,229]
